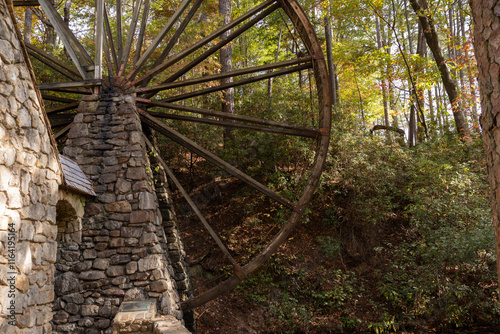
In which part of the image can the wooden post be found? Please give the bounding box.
[94,0,104,92]
[38,0,92,79]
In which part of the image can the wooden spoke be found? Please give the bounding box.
[47,113,76,120]
[134,57,312,94]
[41,88,93,95]
[150,0,203,69]
[117,0,143,76]
[137,98,317,132]
[38,0,93,79]
[54,123,72,140]
[180,0,332,309]
[147,112,318,138]
[104,5,118,74]
[127,0,192,81]
[46,102,80,114]
[25,43,81,78]
[182,201,303,310]
[49,119,73,127]
[94,0,104,80]
[150,3,280,94]
[102,22,114,78]
[116,0,123,61]
[160,63,311,103]
[13,1,39,6]
[38,79,102,91]
[28,50,80,81]
[133,0,151,67]
[130,0,277,88]
[138,109,295,210]
[143,136,243,275]
[42,95,78,103]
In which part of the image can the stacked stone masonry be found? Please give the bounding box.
[0,0,193,332]
[0,0,62,332]
[58,89,192,334]
[148,138,195,330]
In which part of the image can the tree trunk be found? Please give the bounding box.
[435,85,442,133]
[24,8,32,43]
[219,0,234,142]
[409,103,416,147]
[46,0,57,51]
[410,0,468,138]
[32,4,56,52]
[459,0,479,130]
[385,5,398,130]
[375,15,389,129]
[267,25,282,103]
[404,0,419,145]
[64,0,72,23]
[325,17,337,105]
[428,88,435,134]
[416,22,428,141]
[469,0,500,294]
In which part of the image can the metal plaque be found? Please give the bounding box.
[120,301,153,313]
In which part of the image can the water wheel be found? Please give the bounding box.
[15,0,332,309]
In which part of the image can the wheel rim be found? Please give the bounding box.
[18,0,332,309]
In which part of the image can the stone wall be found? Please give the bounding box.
[148,140,194,330]
[0,0,62,332]
[0,1,193,332]
[58,89,188,333]
[148,139,196,331]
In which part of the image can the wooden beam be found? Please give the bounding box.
[143,3,279,98]
[46,102,80,114]
[38,0,94,67]
[49,119,72,127]
[133,0,151,67]
[127,0,191,81]
[117,0,143,76]
[47,112,76,119]
[42,94,78,103]
[134,57,312,94]
[161,63,311,103]
[143,136,243,274]
[54,123,72,139]
[94,0,104,80]
[148,112,318,138]
[138,110,295,210]
[38,0,93,79]
[38,79,102,90]
[25,43,81,77]
[104,4,118,74]
[137,98,318,134]
[13,1,39,6]
[102,21,114,78]
[42,88,92,95]
[151,0,203,68]
[131,0,277,88]
[116,0,123,61]
[27,49,80,81]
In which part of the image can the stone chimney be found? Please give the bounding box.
[56,89,191,333]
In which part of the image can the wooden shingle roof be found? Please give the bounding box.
[60,155,96,196]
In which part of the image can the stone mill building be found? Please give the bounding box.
[0,0,194,332]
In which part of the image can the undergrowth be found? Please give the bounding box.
[234,132,499,333]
